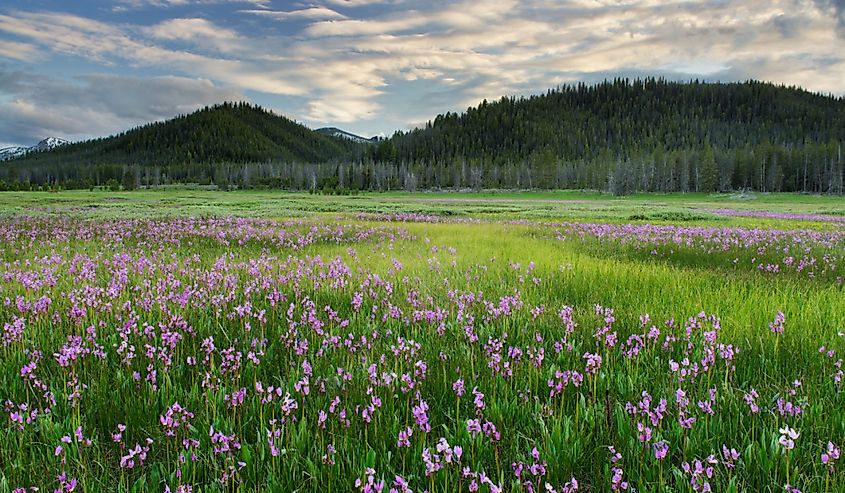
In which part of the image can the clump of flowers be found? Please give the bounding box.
[778,427,799,451]
[160,402,193,437]
[821,441,840,473]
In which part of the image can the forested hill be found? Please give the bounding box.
[1,102,361,189]
[391,79,845,194]
[2,80,844,193]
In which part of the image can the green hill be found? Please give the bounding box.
[391,78,845,193]
[0,102,360,189]
[2,79,843,193]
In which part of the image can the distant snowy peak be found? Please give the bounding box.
[0,137,69,160]
[316,127,380,144]
[0,146,29,161]
[34,137,69,151]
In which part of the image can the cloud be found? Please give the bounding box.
[322,0,401,6]
[813,0,845,35]
[0,12,305,96]
[239,8,347,21]
[145,18,240,42]
[1,0,844,140]
[0,70,244,144]
[143,17,244,53]
[0,40,38,61]
[114,0,270,10]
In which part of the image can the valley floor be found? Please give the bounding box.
[0,190,842,492]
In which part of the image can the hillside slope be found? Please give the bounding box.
[1,102,359,187]
[2,80,843,193]
[391,78,845,193]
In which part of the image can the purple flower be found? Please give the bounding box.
[653,440,669,460]
[821,441,841,473]
[453,378,465,397]
[770,311,785,335]
[778,427,799,451]
[396,427,412,448]
[160,402,193,437]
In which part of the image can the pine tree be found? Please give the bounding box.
[700,145,717,193]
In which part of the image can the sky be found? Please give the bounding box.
[1,0,844,148]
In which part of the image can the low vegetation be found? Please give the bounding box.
[0,191,842,492]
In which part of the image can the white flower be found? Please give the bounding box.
[778,426,799,450]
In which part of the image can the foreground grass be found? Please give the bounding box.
[0,189,843,226]
[0,193,842,492]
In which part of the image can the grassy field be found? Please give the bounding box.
[1,189,844,224]
[0,190,842,493]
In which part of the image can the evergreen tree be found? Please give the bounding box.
[700,145,717,192]
[2,80,843,194]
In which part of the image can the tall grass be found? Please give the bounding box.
[0,197,842,492]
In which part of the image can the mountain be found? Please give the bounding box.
[0,102,366,189]
[316,127,379,144]
[390,78,845,193]
[32,137,69,152]
[1,80,843,194]
[0,146,28,161]
[7,103,357,167]
[0,138,68,161]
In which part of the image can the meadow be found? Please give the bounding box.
[0,190,843,493]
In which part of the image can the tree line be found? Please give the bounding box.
[1,79,842,194]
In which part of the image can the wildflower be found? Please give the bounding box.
[583,352,602,374]
[778,427,799,451]
[743,389,760,414]
[770,311,785,335]
[653,440,669,460]
[322,444,336,466]
[119,441,151,469]
[682,457,716,492]
[412,399,431,433]
[160,402,193,437]
[55,473,77,493]
[610,468,628,491]
[390,475,412,493]
[112,424,126,443]
[472,387,485,411]
[721,445,739,469]
[453,378,465,397]
[355,467,385,493]
[396,427,412,448]
[821,441,840,473]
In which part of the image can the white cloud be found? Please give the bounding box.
[0,71,244,144]
[115,0,270,11]
[143,17,244,53]
[145,18,240,42]
[1,0,844,140]
[0,40,39,61]
[323,0,401,6]
[0,12,305,96]
[239,7,347,21]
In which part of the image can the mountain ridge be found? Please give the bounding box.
[3,102,360,165]
[316,127,380,144]
[1,79,843,193]
[0,137,68,161]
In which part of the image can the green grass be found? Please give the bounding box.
[0,191,842,493]
[1,189,843,226]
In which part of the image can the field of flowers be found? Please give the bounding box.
[0,191,843,493]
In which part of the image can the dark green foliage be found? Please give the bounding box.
[392,78,845,193]
[1,102,361,189]
[2,80,844,194]
[699,144,717,193]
